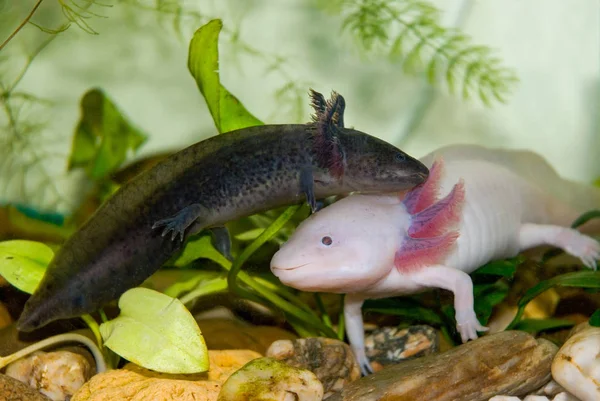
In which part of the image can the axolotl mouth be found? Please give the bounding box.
[270,259,357,293]
[270,260,317,289]
[271,263,311,272]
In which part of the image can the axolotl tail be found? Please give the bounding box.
[418,144,600,230]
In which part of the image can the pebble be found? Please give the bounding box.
[71,349,262,401]
[551,322,600,401]
[488,393,579,401]
[266,337,360,398]
[327,330,557,401]
[218,357,324,401]
[0,373,52,401]
[364,325,438,371]
[5,349,94,401]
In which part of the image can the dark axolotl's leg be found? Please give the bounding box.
[152,203,207,242]
[210,226,233,261]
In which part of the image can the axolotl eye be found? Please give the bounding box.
[395,152,406,162]
[321,236,333,246]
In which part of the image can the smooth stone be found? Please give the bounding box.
[551,322,600,401]
[488,379,581,400]
[197,317,297,354]
[217,357,324,401]
[71,349,262,401]
[528,380,575,399]
[0,373,52,401]
[488,394,580,401]
[266,337,360,398]
[328,330,557,401]
[5,350,94,401]
[364,325,438,371]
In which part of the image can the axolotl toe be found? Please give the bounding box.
[270,146,600,375]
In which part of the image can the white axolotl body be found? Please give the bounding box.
[270,144,600,375]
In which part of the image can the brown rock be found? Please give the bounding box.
[266,337,360,398]
[0,373,52,401]
[0,302,12,330]
[328,330,558,401]
[198,318,297,354]
[71,349,262,401]
[364,326,438,372]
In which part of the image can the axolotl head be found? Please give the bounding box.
[270,194,409,294]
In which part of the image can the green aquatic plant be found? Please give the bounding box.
[318,0,519,105]
[0,12,595,375]
[0,0,108,51]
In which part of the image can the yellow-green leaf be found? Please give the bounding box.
[187,19,263,133]
[68,88,148,180]
[99,288,209,374]
[0,240,54,294]
[170,234,230,269]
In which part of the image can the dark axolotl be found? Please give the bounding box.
[17,90,429,332]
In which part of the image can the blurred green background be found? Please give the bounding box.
[1,0,599,216]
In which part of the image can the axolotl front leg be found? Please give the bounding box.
[344,266,488,376]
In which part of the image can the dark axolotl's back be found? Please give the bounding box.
[17,90,429,332]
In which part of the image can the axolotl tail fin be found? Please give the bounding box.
[418,144,600,229]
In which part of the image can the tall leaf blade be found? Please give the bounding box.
[507,270,600,329]
[187,19,263,133]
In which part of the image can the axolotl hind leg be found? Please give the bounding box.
[409,265,489,343]
[519,223,600,270]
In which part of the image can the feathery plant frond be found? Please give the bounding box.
[323,0,519,106]
[0,36,74,212]
[56,0,112,35]
[0,0,110,51]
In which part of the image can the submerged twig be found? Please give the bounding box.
[0,0,45,52]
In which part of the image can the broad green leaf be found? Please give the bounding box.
[99,287,209,374]
[514,318,575,333]
[162,271,223,298]
[590,309,600,327]
[363,298,443,325]
[473,281,510,325]
[0,240,53,294]
[169,234,230,268]
[68,88,148,180]
[507,270,600,329]
[234,228,265,241]
[187,19,263,133]
[471,257,522,278]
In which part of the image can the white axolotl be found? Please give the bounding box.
[269,144,600,375]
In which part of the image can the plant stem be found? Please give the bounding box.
[0,0,45,52]
[179,277,228,305]
[0,332,106,373]
[337,294,345,341]
[227,204,302,294]
[81,314,103,348]
[314,293,333,328]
